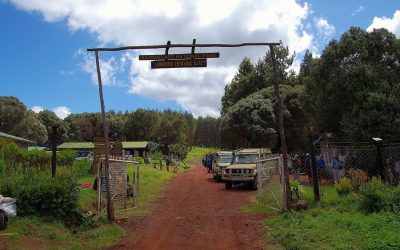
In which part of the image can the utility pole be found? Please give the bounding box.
[269,45,291,211]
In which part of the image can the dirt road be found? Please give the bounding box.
[110,163,266,250]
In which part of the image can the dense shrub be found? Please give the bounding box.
[359,177,391,213]
[57,150,76,166]
[0,158,5,176]
[389,186,400,213]
[21,149,50,170]
[169,143,190,160]
[335,177,352,195]
[347,168,368,191]
[71,159,92,178]
[290,180,305,201]
[132,157,144,164]
[0,143,21,172]
[0,171,79,218]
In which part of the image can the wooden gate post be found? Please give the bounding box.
[269,45,291,211]
[133,161,139,207]
[95,51,114,221]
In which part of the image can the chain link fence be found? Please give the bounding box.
[313,141,400,185]
[256,154,283,211]
[382,142,400,186]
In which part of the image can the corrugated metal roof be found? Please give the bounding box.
[57,142,94,149]
[122,141,148,149]
[57,141,148,149]
[0,131,36,144]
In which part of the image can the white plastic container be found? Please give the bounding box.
[0,197,17,217]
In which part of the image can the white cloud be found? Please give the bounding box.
[31,105,72,119]
[367,10,400,37]
[352,6,364,16]
[10,0,313,117]
[314,17,335,36]
[31,106,44,113]
[52,106,71,119]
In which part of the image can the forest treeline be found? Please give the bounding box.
[1,27,399,152]
[0,97,221,148]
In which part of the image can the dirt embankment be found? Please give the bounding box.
[110,163,267,250]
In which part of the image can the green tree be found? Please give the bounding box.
[220,92,277,149]
[14,111,48,145]
[63,114,82,142]
[194,116,220,147]
[0,96,27,133]
[124,109,159,141]
[38,110,67,146]
[304,27,400,140]
[221,58,255,114]
[153,110,187,145]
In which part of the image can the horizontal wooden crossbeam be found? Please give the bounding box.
[87,42,280,52]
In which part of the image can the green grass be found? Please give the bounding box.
[186,146,218,162]
[2,148,213,249]
[2,216,123,249]
[266,208,400,250]
[78,175,97,211]
[255,182,400,250]
[119,163,176,216]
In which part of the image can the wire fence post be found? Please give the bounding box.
[133,161,139,207]
[372,138,385,180]
[309,137,320,201]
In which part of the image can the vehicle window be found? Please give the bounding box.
[218,154,233,163]
[234,154,259,164]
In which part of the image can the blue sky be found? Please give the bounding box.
[1,0,399,119]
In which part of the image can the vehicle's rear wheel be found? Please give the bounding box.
[225,181,232,189]
[216,175,222,183]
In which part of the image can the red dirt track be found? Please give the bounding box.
[109,163,267,250]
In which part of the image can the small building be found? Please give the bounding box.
[122,141,148,157]
[0,131,36,149]
[57,141,148,157]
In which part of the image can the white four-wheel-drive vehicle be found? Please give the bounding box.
[212,151,234,182]
[222,148,271,190]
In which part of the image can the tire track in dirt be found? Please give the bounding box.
[109,162,266,250]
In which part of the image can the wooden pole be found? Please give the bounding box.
[51,125,57,178]
[309,138,320,201]
[87,42,281,52]
[95,51,114,221]
[269,45,291,211]
[134,162,139,207]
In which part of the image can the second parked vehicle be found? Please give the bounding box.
[212,151,234,182]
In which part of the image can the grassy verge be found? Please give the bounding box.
[2,216,123,249]
[249,182,400,249]
[186,146,218,162]
[2,147,216,249]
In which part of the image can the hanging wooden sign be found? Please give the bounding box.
[139,52,219,61]
[151,59,207,69]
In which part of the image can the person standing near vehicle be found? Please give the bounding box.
[317,155,326,179]
[206,155,213,173]
[294,154,301,180]
[332,156,341,183]
[166,158,170,172]
[305,153,312,185]
[159,157,163,171]
[174,159,179,173]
